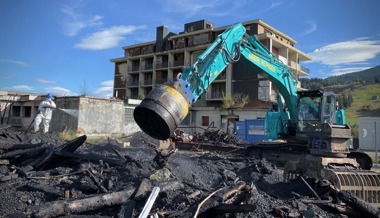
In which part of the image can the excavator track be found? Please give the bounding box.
[283,154,380,209]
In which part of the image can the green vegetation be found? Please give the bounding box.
[222,92,249,110]
[59,127,78,141]
[344,83,380,125]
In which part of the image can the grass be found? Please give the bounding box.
[343,83,380,125]
[59,127,78,141]
[59,127,108,143]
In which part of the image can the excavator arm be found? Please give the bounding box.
[134,23,298,140]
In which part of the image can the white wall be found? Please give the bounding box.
[359,117,380,150]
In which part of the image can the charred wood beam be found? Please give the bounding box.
[53,150,125,166]
[330,185,380,218]
[0,146,46,160]
[31,188,135,218]
[28,145,55,169]
[56,135,87,153]
[86,168,108,193]
[1,143,44,151]
[24,181,63,198]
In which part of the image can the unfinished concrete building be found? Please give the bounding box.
[0,91,41,129]
[0,90,140,137]
[111,19,311,142]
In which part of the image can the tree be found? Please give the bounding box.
[222,92,249,110]
[337,96,343,109]
[348,94,353,107]
[342,94,348,108]
[78,80,90,96]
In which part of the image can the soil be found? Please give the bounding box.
[0,126,363,218]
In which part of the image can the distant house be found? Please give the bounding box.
[0,90,41,129]
[0,90,141,137]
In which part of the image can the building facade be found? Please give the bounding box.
[0,91,41,129]
[110,19,311,135]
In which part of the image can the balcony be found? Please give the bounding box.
[127,80,139,87]
[143,63,153,70]
[131,65,140,72]
[140,79,153,86]
[156,62,168,69]
[288,61,309,76]
[173,60,184,67]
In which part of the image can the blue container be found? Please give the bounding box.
[235,121,246,141]
[246,119,266,144]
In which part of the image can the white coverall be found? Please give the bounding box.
[34,98,56,133]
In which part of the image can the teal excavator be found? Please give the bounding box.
[133,23,380,207]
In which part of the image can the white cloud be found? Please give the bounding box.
[43,86,75,97]
[61,4,103,36]
[93,80,113,98]
[162,0,216,14]
[3,85,33,91]
[330,66,372,76]
[0,59,29,67]
[308,38,380,65]
[36,78,56,84]
[74,25,147,50]
[300,20,317,37]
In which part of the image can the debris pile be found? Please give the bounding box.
[0,126,379,218]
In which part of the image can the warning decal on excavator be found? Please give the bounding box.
[248,53,276,73]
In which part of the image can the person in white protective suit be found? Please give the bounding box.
[34,93,56,133]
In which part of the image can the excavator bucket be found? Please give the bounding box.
[133,83,189,140]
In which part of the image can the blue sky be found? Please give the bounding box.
[1,0,380,98]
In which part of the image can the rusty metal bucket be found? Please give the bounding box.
[133,84,189,140]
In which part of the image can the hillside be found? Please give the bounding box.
[343,83,380,125]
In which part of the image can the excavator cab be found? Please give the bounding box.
[296,90,337,132]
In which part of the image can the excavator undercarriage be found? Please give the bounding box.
[248,123,380,208]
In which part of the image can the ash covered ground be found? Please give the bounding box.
[0,126,367,218]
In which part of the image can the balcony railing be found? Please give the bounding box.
[288,61,309,76]
[301,65,310,74]
[127,81,139,86]
[155,61,169,69]
[140,79,153,86]
[131,65,140,72]
[143,63,153,70]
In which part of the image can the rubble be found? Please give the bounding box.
[0,126,378,218]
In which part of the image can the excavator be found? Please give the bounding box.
[133,23,380,208]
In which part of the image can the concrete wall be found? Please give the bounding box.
[50,96,131,137]
[359,117,380,151]
[77,97,126,137]
[50,97,80,133]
